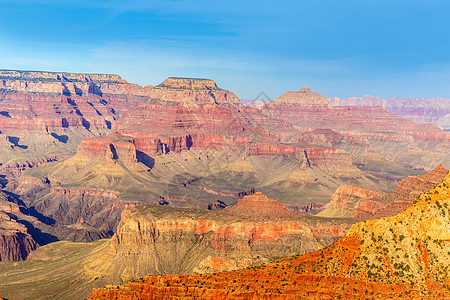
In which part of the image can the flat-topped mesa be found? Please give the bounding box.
[157,77,219,90]
[0,69,150,97]
[150,77,241,105]
[222,192,297,219]
[0,69,125,84]
[269,86,332,108]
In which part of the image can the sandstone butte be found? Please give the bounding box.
[87,192,350,282]
[90,171,450,299]
[329,95,450,131]
[270,86,332,108]
[318,164,449,219]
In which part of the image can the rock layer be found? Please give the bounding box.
[0,69,151,168]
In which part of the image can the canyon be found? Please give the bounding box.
[0,69,450,299]
[1,165,448,298]
[1,75,401,241]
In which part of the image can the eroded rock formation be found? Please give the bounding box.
[90,172,450,299]
[98,192,349,281]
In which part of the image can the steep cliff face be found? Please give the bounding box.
[0,183,112,250]
[0,192,37,261]
[0,70,147,133]
[318,185,385,218]
[90,173,450,299]
[246,143,356,176]
[0,218,37,261]
[89,193,350,282]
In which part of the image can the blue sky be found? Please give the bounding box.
[1,0,450,99]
